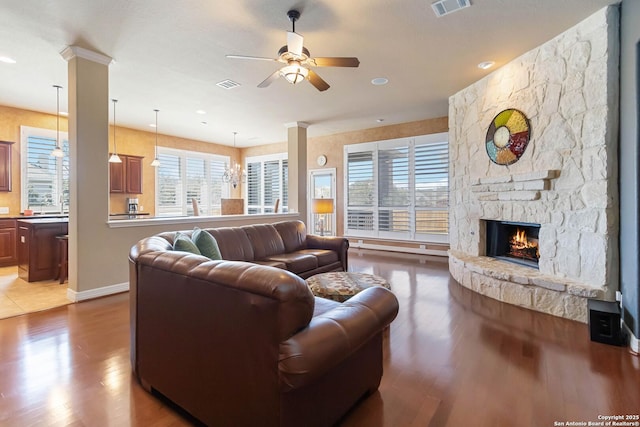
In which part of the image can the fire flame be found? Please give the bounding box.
[510,228,539,259]
[511,229,534,249]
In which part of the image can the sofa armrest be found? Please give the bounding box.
[278,286,399,391]
[306,234,349,271]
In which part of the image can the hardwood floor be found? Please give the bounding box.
[0,250,638,426]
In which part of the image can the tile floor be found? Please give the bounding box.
[0,266,71,320]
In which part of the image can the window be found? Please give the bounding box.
[246,153,288,214]
[344,133,448,242]
[155,147,229,216]
[21,126,69,213]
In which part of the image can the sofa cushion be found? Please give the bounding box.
[273,220,307,253]
[253,260,288,270]
[207,227,255,261]
[173,232,201,255]
[242,224,286,259]
[295,249,338,267]
[192,227,222,260]
[262,253,318,274]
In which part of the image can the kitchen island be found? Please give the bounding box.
[17,217,69,282]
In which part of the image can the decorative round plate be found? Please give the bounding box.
[485,109,531,165]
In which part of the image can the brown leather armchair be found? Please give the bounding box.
[129,238,398,427]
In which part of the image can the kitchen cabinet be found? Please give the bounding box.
[0,219,17,266]
[17,218,68,282]
[110,154,143,194]
[0,140,14,192]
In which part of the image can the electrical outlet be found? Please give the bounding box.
[419,244,426,250]
[358,239,363,245]
[139,205,144,211]
[0,207,8,214]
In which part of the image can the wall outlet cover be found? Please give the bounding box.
[0,207,8,214]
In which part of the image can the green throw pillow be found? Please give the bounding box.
[192,227,223,260]
[173,232,201,255]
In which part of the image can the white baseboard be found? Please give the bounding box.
[349,241,448,257]
[67,282,129,302]
[622,321,640,353]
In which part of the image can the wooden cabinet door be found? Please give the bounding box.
[0,220,16,266]
[109,159,125,193]
[0,141,14,192]
[125,155,143,194]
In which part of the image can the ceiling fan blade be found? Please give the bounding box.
[309,57,360,67]
[257,69,281,88]
[307,69,330,92]
[226,54,277,62]
[287,31,304,57]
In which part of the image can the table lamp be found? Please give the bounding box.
[312,198,334,236]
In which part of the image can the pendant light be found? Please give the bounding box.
[50,85,64,158]
[150,109,160,167]
[108,99,122,163]
[222,132,246,189]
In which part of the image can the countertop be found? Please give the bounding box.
[17,217,69,224]
[1,214,69,220]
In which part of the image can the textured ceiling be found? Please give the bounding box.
[0,0,618,146]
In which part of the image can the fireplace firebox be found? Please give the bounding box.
[485,220,540,268]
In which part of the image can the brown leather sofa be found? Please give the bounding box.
[129,227,399,426]
[154,220,348,278]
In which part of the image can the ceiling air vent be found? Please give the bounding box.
[216,79,241,89]
[431,0,471,17]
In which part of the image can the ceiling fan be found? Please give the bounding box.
[226,9,360,92]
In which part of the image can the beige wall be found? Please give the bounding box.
[2,101,447,294]
[0,105,69,215]
[242,117,449,234]
[109,126,241,214]
[0,105,243,216]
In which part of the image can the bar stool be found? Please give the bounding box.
[56,234,69,284]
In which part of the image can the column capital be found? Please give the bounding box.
[60,46,113,66]
[284,121,310,129]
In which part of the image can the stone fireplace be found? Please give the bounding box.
[447,6,619,323]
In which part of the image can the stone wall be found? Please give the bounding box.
[448,6,619,321]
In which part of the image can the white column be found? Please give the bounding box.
[61,46,112,295]
[285,122,308,225]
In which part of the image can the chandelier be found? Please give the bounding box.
[222,132,246,189]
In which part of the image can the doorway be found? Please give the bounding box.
[308,168,336,236]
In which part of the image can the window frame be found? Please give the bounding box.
[245,152,288,214]
[344,132,449,243]
[20,125,69,214]
[154,146,230,217]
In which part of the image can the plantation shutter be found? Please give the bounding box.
[414,141,449,234]
[378,146,410,233]
[24,134,69,212]
[247,162,261,214]
[157,153,182,216]
[346,151,374,231]
[186,157,206,216]
[209,159,226,215]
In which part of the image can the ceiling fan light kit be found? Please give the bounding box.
[226,9,359,92]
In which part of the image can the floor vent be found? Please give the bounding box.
[431,0,471,17]
[216,79,241,89]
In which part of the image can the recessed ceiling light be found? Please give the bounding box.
[149,124,156,128]
[0,56,16,64]
[201,121,207,125]
[478,61,495,70]
[376,119,385,123]
[196,110,206,115]
[371,77,389,86]
[60,111,69,116]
